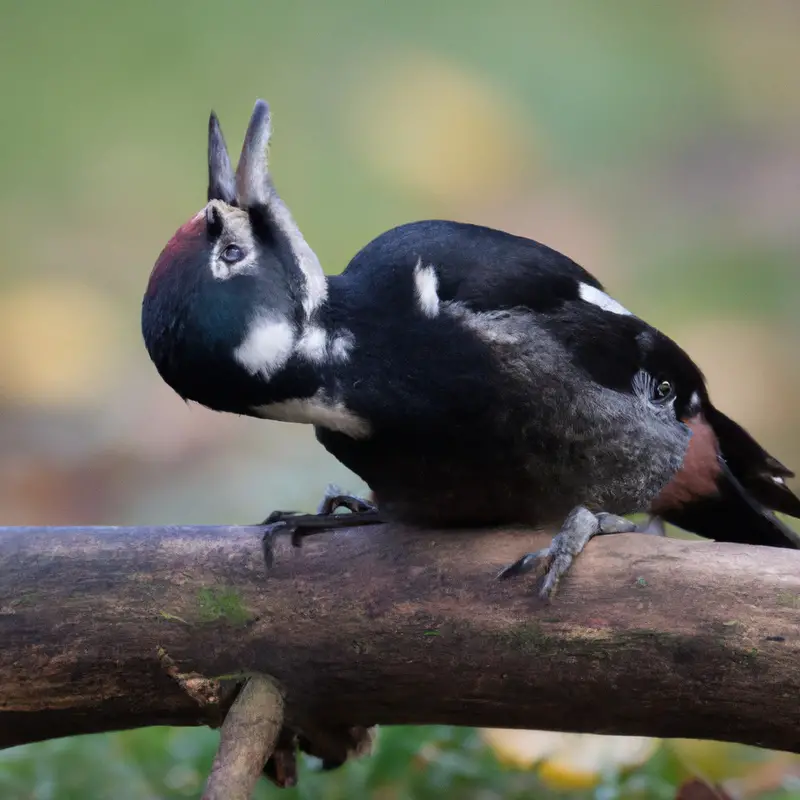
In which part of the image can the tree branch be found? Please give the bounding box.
[1,524,799,755]
[202,675,284,800]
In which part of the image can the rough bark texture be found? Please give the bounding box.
[1,524,799,753]
[202,675,284,800]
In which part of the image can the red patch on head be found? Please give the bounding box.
[650,414,722,514]
[146,214,207,295]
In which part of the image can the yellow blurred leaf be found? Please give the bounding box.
[481,729,658,790]
[669,739,782,785]
[347,49,535,203]
[0,280,121,407]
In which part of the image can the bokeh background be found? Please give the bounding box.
[2,0,800,797]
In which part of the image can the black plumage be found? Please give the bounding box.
[142,100,800,604]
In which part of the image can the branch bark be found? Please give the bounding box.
[1,524,799,754]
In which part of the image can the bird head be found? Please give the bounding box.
[141,100,326,413]
[633,327,709,426]
[641,327,800,525]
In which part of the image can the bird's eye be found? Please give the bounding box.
[654,379,674,403]
[221,244,244,264]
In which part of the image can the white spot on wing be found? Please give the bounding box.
[234,315,295,378]
[413,261,439,317]
[772,475,786,486]
[331,330,354,362]
[579,283,631,316]
[252,393,370,438]
[296,325,327,362]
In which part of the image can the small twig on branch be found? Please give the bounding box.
[203,675,284,800]
[158,646,222,711]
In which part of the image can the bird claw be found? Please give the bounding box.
[316,483,377,515]
[496,547,552,581]
[261,509,301,526]
[258,486,384,550]
[498,508,636,600]
[595,512,638,535]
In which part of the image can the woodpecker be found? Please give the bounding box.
[142,100,800,601]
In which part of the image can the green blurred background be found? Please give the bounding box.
[1,0,799,797]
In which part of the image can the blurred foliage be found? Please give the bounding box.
[3,728,800,799]
[1,0,799,797]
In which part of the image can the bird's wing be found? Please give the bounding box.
[341,219,604,312]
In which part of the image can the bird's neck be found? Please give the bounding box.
[235,294,370,439]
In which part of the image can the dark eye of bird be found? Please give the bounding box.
[654,379,674,403]
[221,244,244,263]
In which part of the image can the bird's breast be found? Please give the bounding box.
[650,414,722,514]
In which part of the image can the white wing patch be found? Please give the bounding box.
[296,325,327,362]
[413,261,440,317]
[295,326,354,364]
[234,315,295,378]
[252,394,371,438]
[579,283,632,316]
[330,330,354,362]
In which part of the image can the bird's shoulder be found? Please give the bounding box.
[337,219,607,314]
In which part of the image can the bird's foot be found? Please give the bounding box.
[497,507,636,600]
[259,484,386,548]
[263,723,377,788]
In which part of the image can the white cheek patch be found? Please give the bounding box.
[296,325,327,362]
[252,394,371,439]
[578,283,632,316]
[234,316,295,378]
[413,261,440,317]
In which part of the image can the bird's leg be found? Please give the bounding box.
[259,484,387,548]
[296,723,377,771]
[263,722,376,788]
[497,506,636,600]
[262,728,299,789]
